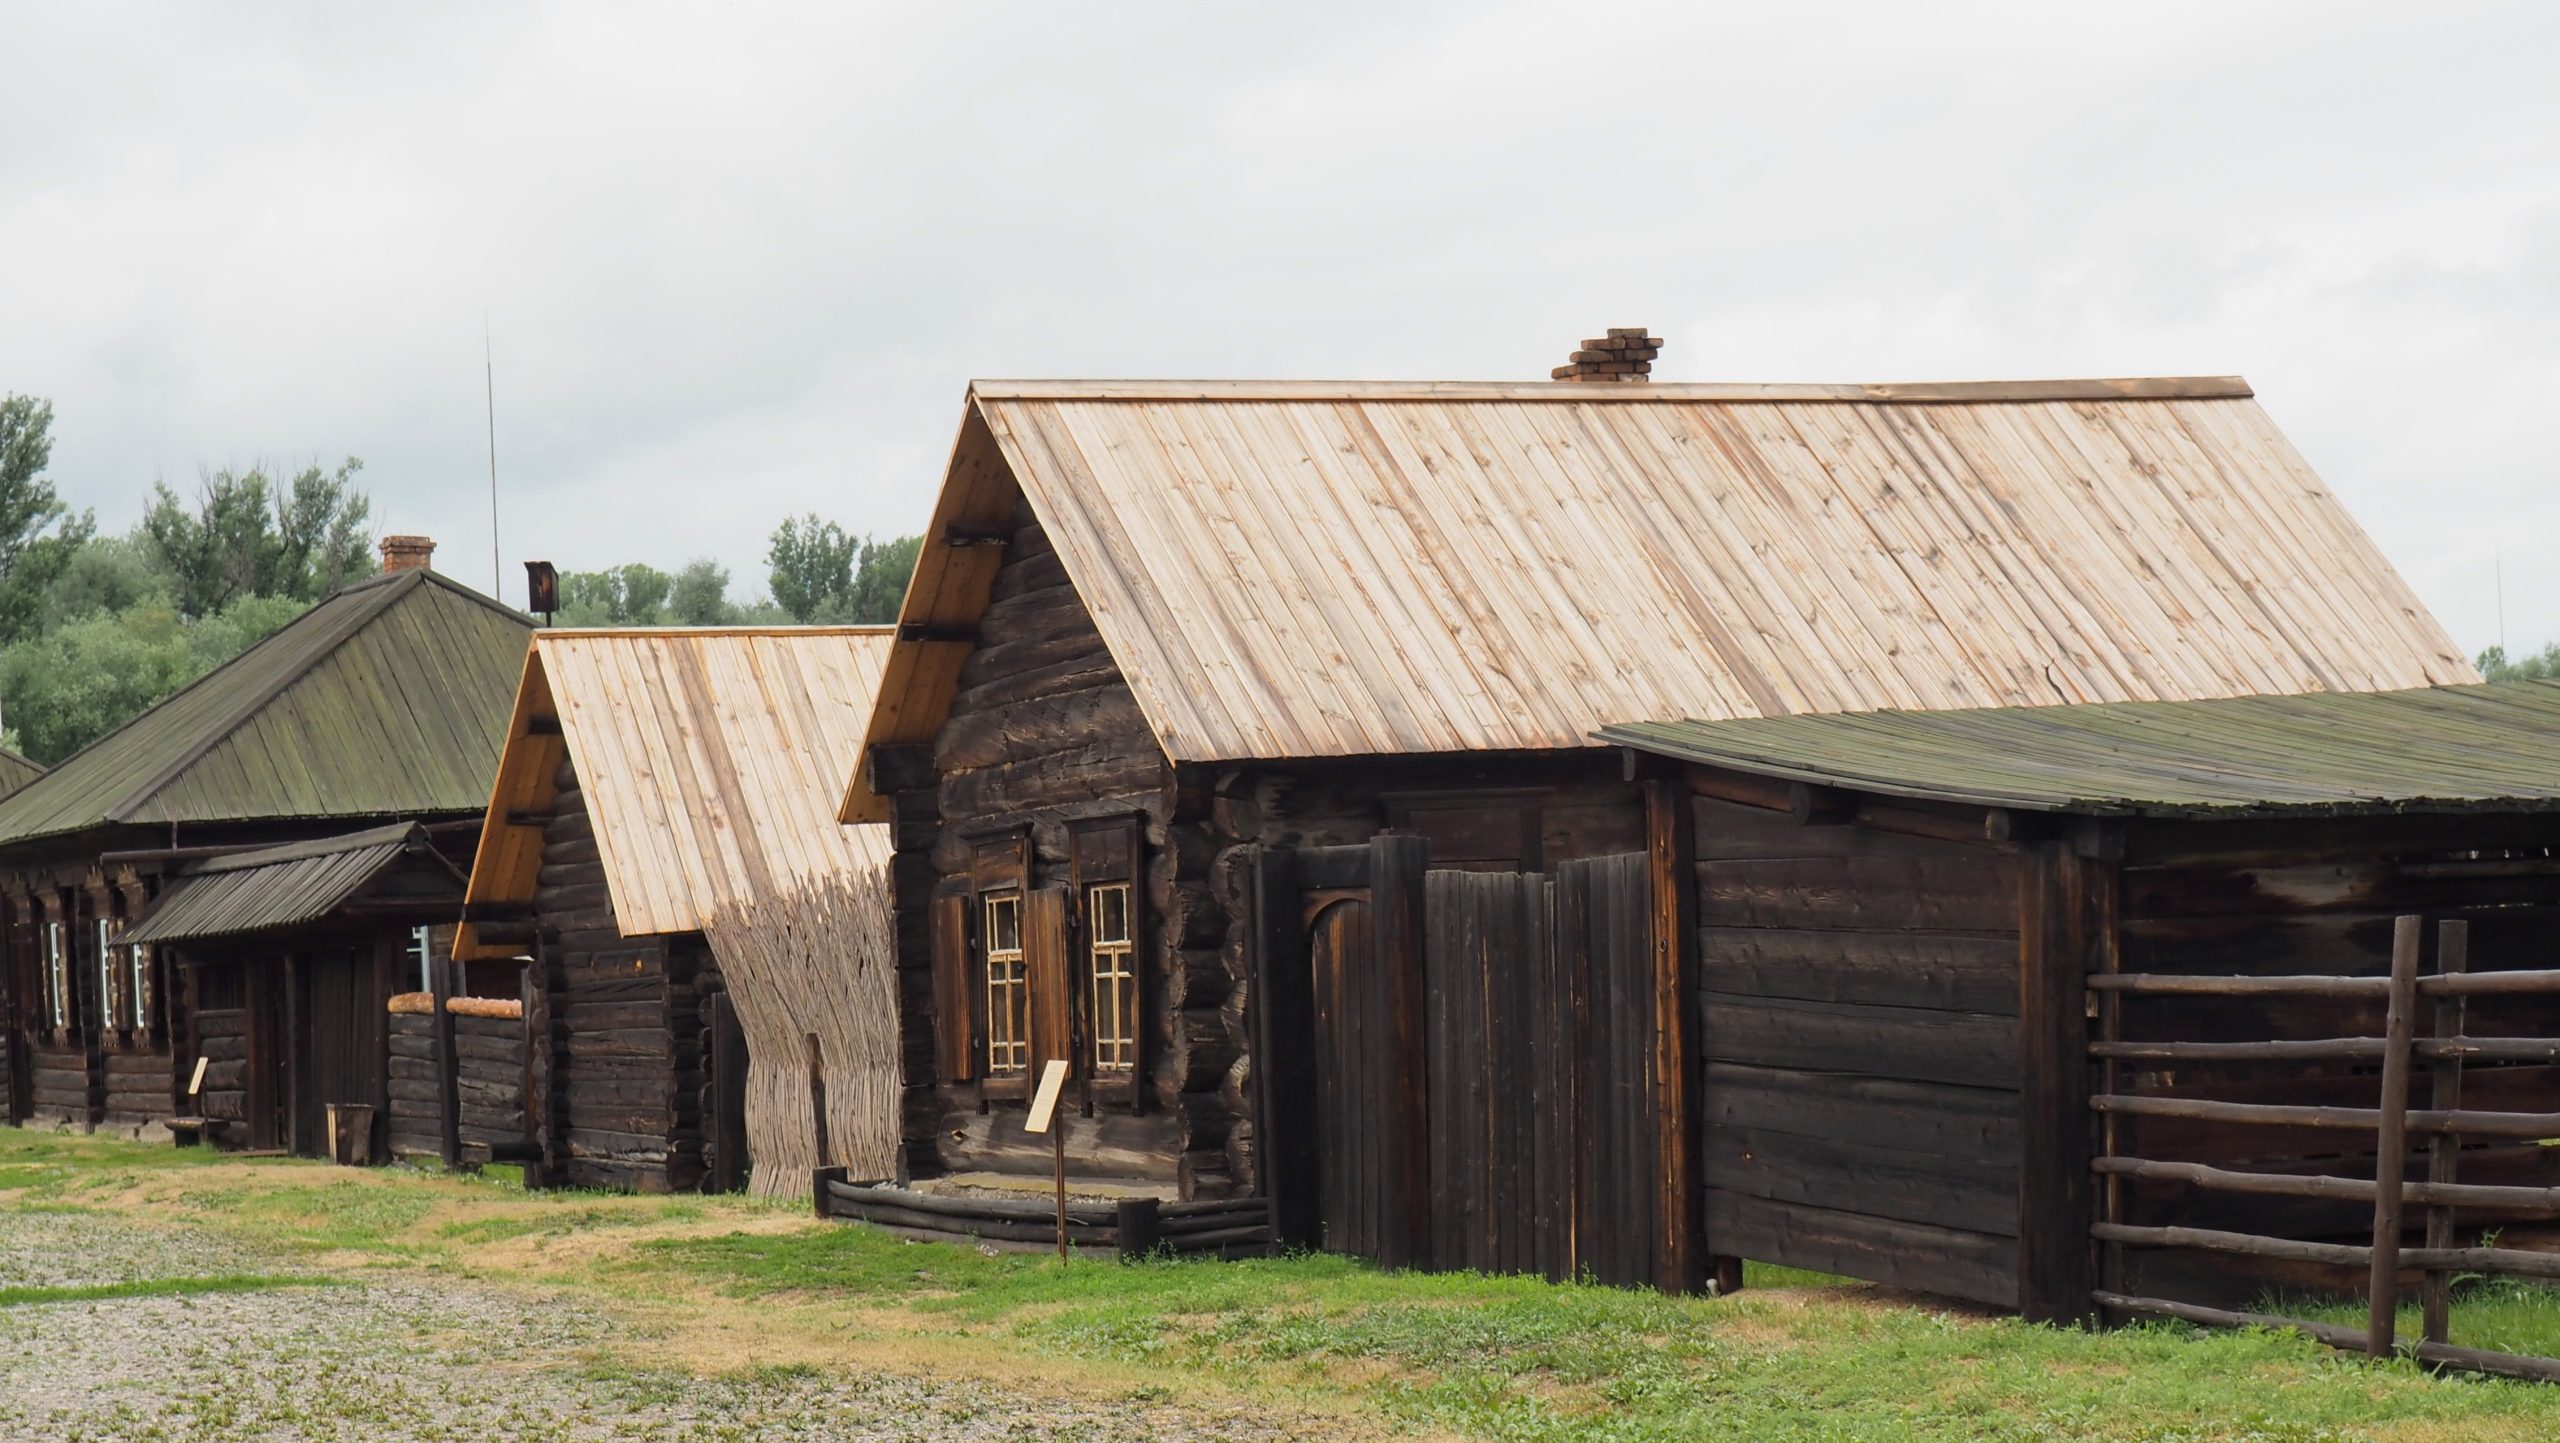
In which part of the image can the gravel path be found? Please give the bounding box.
[0,1213,1338,1442]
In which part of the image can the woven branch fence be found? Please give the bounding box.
[701,864,901,1199]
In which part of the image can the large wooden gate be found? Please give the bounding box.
[1253,837,1671,1285]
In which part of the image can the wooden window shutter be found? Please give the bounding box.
[1024,887,1075,1077]
[929,891,974,1081]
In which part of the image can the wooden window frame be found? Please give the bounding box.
[1068,816,1146,1109]
[127,941,153,1036]
[94,917,121,1041]
[966,831,1033,1101]
[981,891,1030,1080]
[42,920,67,1036]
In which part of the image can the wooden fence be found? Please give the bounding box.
[813,1170,1273,1259]
[2090,916,2560,1382]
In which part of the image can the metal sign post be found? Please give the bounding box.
[1025,1059,1072,1260]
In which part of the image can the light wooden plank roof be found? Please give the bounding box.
[843,378,2473,822]
[458,628,892,958]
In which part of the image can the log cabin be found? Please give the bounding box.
[0,538,530,1139]
[1602,682,2560,1321]
[834,342,2477,1281]
[451,627,897,1194]
[118,822,475,1160]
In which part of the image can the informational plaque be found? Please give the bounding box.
[1026,1058,1071,1134]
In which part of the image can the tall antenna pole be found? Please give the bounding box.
[485,316,501,595]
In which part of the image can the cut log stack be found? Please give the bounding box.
[1552,328,1662,383]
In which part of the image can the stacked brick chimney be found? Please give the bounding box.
[1552,328,1662,382]
[379,535,436,574]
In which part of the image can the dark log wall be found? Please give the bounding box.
[887,508,1651,1199]
[1690,792,2025,1308]
[538,754,714,1192]
[386,1010,440,1159]
[194,1004,250,1125]
[2105,814,2560,1303]
[897,509,1211,1190]
[454,1012,530,1156]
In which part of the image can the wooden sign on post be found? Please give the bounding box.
[1026,1059,1071,1259]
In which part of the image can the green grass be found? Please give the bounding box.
[2281,1276,2560,1360]
[0,1274,327,1307]
[646,1225,2560,1442]
[14,1130,2560,1441]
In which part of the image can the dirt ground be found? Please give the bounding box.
[0,1210,1352,1443]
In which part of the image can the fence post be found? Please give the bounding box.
[1116,1197,1163,1261]
[2019,842,2097,1326]
[2422,919,2470,1346]
[2367,915,2423,1357]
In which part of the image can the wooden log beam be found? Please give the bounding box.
[2092,1036,2560,1064]
[2094,1222,2560,1282]
[2091,1155,2560,1213]
[2091,1092,2560,1140]
[2018,841,2100,1327]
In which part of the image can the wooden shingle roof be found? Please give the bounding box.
[456,628,892,959]
[1600,682,2560,818]
[0,568,533,850]
[843,376,2472,821]
[0,748,40,798]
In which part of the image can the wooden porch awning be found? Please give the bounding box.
[125,823,455,945]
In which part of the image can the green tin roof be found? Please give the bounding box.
[1599,682,2560,819]
[123,822,443,945]
[0,748,40,798]
[0,569,533,849]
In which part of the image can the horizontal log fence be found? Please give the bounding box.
[811,1168,1274,1260]
[2091,916,2560,1384]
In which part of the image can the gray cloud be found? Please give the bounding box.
[3,1,2554,651]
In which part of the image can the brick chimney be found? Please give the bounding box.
[378,535,436,574]
[1552,328,1662,383]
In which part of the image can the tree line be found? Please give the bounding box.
[0,393,917,767]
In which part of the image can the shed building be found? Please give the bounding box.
[0,544,531,1143]
[835,363,2474,1283]
[452,627,897,1194]
[119,823,475,1158]
[1603,681,2560,1320]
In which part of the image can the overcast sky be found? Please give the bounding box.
[6,2,2555,652]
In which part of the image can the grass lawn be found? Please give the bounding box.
[6,1129,2560,1441]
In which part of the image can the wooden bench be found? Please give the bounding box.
[165,1117,236,1149]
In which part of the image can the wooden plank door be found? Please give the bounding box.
[704,990,750,1193]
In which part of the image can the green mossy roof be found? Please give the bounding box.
[0,569,533,849]
[1600,682,2560,818]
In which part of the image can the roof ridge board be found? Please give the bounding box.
[971,378,2255,404]
[535,625,896,640]
[189,821,423,874]
[404,567,538,626]
[103,572,427,824]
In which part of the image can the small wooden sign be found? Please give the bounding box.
[1025,1058,1070,1134]
[188,1056,209,1097]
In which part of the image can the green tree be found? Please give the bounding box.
[0,395,99,645]
[764,514,918,623]
[556,563,677,625]
[669,559,737,626]
[2478,643,2560,682]
[140,460,373,617]
[0,593,306,764]
[845,533,922,623]
[766,513,857,622]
